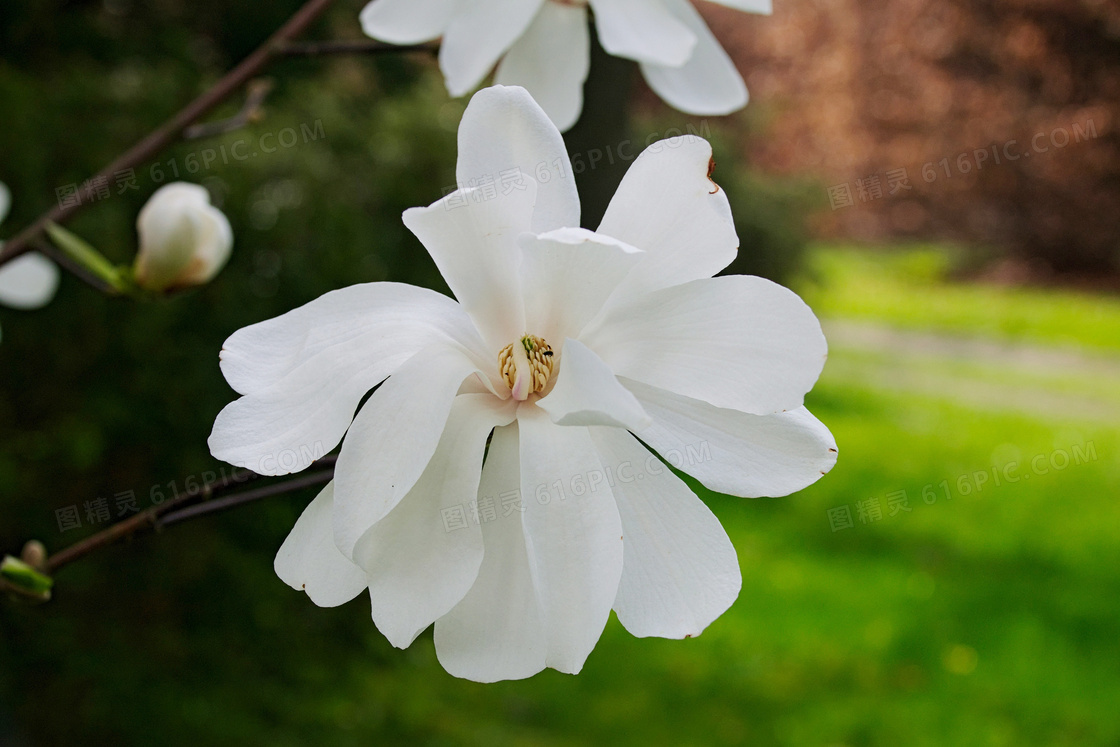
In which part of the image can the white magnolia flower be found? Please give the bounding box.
[209,85,835,682]
[133,182,233,293]
[0,182,61,342]
[360,0,770,130]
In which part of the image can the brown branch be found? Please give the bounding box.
[0,0,337,268]
[42,457,335,575]
[183,78,276,140]
[158,469,333,527]
[42,465,260,573]
[278,39,438,56]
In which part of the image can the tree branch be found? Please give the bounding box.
[183,78,275,140]
[31,236,116,295]
[158,469,333,528]
[0,0,337,268]
[39,457,335,575]
[277,39,438,56]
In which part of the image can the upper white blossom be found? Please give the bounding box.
[133,182,233,293]
[208,85,834,683]
[0,182,61,342]
[359,0,771,130]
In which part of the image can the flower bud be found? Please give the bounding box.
[20,540,47,570]
[134,182,233,292]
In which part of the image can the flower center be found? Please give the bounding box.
[498,335,554,401]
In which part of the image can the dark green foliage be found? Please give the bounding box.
[720,168,821,285]
[0,4,458,742]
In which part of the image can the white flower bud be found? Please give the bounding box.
[134,182,233,292]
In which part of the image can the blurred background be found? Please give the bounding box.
[1,0,1118,744]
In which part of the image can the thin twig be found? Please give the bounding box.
[43,465,258,573]
[42,458,335,574]
[0,0,336,268]
[278,39,438,56]
[158,469,333,527]
[30,237,115,295]
[183,78,275,140]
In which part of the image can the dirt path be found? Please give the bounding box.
[822,320,1120,423]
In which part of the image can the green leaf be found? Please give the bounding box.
[44,221,133,295]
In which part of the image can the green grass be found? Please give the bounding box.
[797,244,1120,353]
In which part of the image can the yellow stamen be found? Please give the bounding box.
[499,335,554,401]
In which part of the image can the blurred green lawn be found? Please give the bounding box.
[123,246,1112,747]
[798,245,1120,353]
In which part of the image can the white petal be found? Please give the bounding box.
[706,0,772,13]
[494,1,591,132]
[402,183,535,353]
[0,253,60,310]
[439,0,546,96]
[537,338,650,430]
[274,481,368,608]
[589,0,697,66]
[0,181,10,224]
[518,226,643,343]
[639,0,748,115]
[210,284,489,476]
[590,427,740,638]
[582,276,827,415]
[435,422,549,682]
[359,0,459,44]
[626,378,838,497]
[209,371,355,476]
[597,135,738,304]
[455,85,580,233]
[219,282,484,396]
[173,203,233,287]
[517,405,624,674]
[353,394,517,649]
[332,343,488,559]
